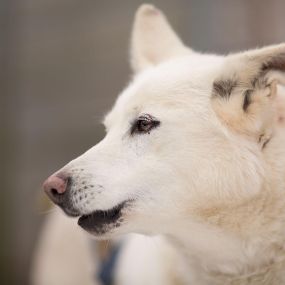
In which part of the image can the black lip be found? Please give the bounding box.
[61,206,81,217]
[78,201,127,234]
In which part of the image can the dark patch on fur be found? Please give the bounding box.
[243,90,252,112]
[251,77,258,88]
[251,71,268,90]
[258,134,264,143]
[213,79,237,99]
[261,52,285,72]
[262,138,271,149]
[259,134,271,149]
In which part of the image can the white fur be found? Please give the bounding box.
[35,4,285,285]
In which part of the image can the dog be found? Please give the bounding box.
[40,4,285,285]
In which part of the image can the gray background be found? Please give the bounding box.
[2,0,285,284]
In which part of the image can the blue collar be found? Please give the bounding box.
[97,243,121,285]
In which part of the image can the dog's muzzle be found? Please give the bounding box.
[43,172,131,236]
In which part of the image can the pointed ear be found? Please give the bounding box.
[130,4,192,73]
[212,44,285,146]
[231,44,285,85]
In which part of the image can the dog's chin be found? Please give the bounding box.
[76,201,129,237]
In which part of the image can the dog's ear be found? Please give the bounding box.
[130,4,191,73]
[212,44,285,146]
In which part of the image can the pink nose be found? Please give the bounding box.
[43,174,68,204]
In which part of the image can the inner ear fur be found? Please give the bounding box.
[211,44,285,142]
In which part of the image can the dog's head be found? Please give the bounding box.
[43,5,285,239]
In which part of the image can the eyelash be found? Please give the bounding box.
[131,114,160,135]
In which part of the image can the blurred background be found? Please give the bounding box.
[2,0,285,284]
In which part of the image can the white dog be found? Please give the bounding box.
[38,4,285,285]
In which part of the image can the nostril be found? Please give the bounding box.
[51,188,60,196]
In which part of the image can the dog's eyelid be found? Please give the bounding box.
[138,113,156,121]
[130,113,160,135]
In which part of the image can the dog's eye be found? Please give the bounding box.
[131,114,160,135]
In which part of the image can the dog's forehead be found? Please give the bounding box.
[104,55,223,128]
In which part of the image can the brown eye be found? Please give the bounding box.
[137,119,153,132]
[131,114,160,135]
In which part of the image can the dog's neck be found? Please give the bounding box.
[166,185,285,284]
[207,258,285,285]
[163,129,285,284]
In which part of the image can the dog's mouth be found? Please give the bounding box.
[77,201,128,235]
